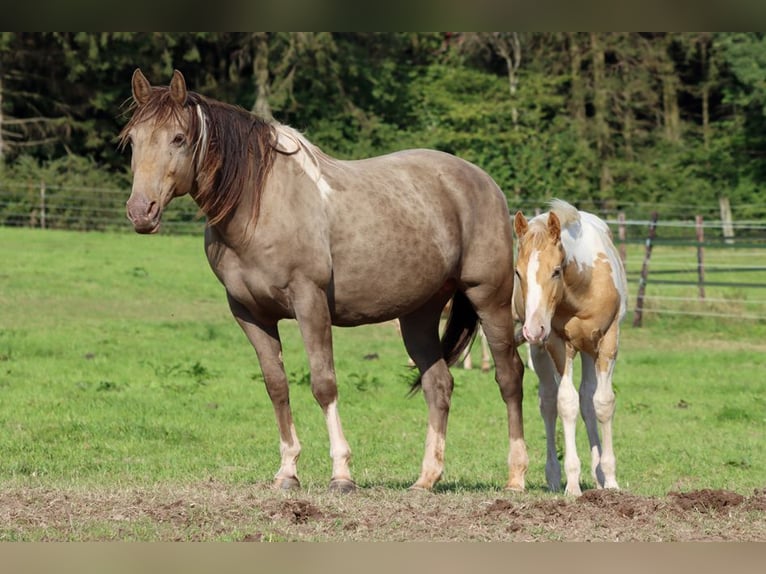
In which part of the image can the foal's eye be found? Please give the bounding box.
[171,133,185,146]
[552,266,562,278]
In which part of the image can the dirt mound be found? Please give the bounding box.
[669,488,744,512]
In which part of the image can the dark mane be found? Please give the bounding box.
[120,88,277,227]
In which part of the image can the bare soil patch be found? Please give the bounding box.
[0,483,764,541]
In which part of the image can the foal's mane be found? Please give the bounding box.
[120,87,277,227]
[524,199,582,250]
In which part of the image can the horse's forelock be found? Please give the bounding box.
[119,88,197,149]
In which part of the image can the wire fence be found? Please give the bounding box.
[2,182,765,323]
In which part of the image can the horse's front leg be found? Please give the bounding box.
[227,295,301,490]
[291,282,355,493]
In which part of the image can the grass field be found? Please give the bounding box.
[0,227,765,540]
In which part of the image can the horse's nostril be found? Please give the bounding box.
[147,201,158,218]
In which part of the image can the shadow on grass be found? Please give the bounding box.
[354,478,554,494]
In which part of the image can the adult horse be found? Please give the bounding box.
[513,200,627,496]
[120,69,528,492]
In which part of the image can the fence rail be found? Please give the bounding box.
[2,182,765,324]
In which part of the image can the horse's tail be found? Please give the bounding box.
[408,291,479,396]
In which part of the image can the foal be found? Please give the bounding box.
[513,200,627,496]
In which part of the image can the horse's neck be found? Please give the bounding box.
[559,259,593,316]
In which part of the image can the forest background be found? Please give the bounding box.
[1,32,765,227]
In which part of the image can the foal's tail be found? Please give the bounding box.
[408,290,479,396]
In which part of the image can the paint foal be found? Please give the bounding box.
[121,69,528,492]
[513,200,627,496]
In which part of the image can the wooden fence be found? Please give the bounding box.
[2,182,765,324]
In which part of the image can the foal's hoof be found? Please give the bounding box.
[275,477,301,491]
[328,478,357,494]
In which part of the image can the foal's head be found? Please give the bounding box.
[513,210,566,344]
[120,69,202,233]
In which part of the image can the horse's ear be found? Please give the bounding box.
[513,211,528,237]
[547,211,561,241]
[132,68,152,105]
[169,69,188,105]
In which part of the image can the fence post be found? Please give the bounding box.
[633,211,658,328]
[40,180,46,230]
[719,196,734,245]
[696,214,705,301]
[618,211,627,270]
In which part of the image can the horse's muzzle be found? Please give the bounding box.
[126,194,161,234]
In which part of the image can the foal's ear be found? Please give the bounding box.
[169,69,188,105]
[547,211,561,241]
[131,68,152,105]
[513,211,528,237]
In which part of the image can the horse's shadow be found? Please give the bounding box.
[357,479,553,494]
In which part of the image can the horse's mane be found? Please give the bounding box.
[120,88,277,227]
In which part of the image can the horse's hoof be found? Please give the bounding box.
[328,478,356,494]
[504,480,525,492]
[276,477,301,491]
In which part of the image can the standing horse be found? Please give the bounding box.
[513,200,627,496]
[120,69,528,492]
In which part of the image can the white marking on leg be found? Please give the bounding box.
[276,422,301,484]
[558,355,582,496]
[594,357,619,489]
[580,354,605,487]
[324,399,352,482]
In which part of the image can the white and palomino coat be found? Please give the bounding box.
[513,200,627,496]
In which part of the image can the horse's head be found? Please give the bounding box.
[121,69,201,233]
[513,210,566,344]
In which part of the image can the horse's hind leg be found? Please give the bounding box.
[593,322,620,490]
[399,304,453,490]
[580,353,607,488]
[467,290,528,491]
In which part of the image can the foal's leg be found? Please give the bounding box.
[469,292,528,491]
[291,282,355,493]
[399,303,452,490]
[227,295,301,489]
[580,353,606,488]
[549,339,582,496]
[594,322,620,490]
[529,344,562,492]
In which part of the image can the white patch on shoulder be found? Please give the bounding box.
[560,210,627,319]
[275,126,333,200]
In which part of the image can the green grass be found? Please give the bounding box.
[0,227,764,497]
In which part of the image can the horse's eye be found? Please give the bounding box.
[552,266,562,278]
[171,133,185,146]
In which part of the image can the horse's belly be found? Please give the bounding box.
[329,268,454,326]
